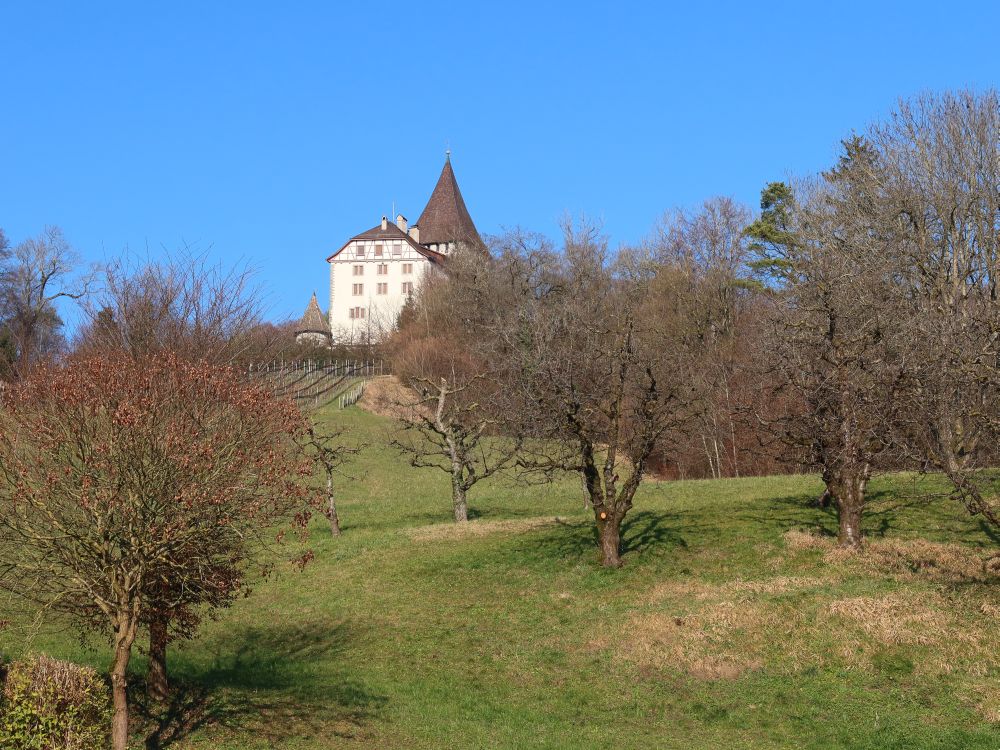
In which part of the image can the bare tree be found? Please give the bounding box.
[853,91,1000,526]
[393,373,518,523]
[747,170,905,550]
[300,423,361,536]
[487,222,702,567]
[648,197,757,479]
[0,226,92,376]
[78,250,265,365]
[389,258,520,522]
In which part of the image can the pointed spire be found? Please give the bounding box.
[415,155,480,247]
[296,292,329,335]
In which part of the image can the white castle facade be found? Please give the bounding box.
[295,154,480,346]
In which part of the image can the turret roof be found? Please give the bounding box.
[296,292,329,335]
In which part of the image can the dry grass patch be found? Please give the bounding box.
[407,516,563,542]
[854,538,998,583]
[783,529,832,550]
[821,589,1000,716]
[965,679,1000,723]
[783,530,998,584]
[825,593,955,646]
[629,566,1000,711]
[628,575,830,679]
[625,599,792,680]
[357,376,426,421]
[646,575,827,605]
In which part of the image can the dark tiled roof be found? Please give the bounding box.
[415,157,481,246]
[296,292,330,334]
[326,221,446,262]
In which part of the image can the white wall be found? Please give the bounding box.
[328,237,434,343]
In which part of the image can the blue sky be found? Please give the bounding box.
[2,1,999,325]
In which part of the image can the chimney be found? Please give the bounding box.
[381,215,388,231]
[409,225,420,243]
[396,214,407,232]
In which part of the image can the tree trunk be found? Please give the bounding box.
[111,617,137,750]
[837,492,863,549]
[326,475,341,536]
[816,488,832,509]
[449,442,469,522]
[147,615,169,702]
[817,467,833,508]
[597,514,623,568]
[452,481,469,523]
[831,470,868,550]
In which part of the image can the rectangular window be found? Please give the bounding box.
[349,306,366,320]
[377,282,388,295]
[356,244,366,258]
[353,265,364,276]
[374,245,383,257]
[392,243,402,257]
[402,263,413,275]
[352,283,363,296]
[401,281,414,295]
[377,263,388,275]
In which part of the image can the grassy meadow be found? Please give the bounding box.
[2,401,1000,749]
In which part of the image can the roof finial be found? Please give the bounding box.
[445,139,451,162]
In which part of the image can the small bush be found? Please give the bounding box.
[0,653,111,749]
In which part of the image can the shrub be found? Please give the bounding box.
[0,653,111,749]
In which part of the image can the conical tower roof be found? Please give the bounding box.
[296,292,329,335]
[415,154,481,246]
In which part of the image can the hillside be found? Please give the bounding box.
[3,404,999,749]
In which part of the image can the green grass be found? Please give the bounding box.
[3,404,999,749]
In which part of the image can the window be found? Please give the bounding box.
[349,306,366,320]
[374,245,383,257]
[355,244,366,258]
[377,263,388,275]
[401,281,414,295]
[392,243,402,257]
[352,283,363,296]
[352,265,364,276]
[402,263,413,275]
[377,282,388,295]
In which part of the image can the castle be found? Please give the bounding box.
[295,154,480,346]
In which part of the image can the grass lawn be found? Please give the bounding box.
[2,402,1000,749]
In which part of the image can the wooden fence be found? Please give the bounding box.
[247,359,384,410]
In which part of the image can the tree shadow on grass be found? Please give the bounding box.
[135,620,386,749]
[736,484,1000,551]
[513,510,688,564]
[734,487,928,539]
[622,511,690,555]
[978,519,1000,547]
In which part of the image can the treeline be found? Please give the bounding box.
[388,89,1000,561]
[0,244,364,378]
